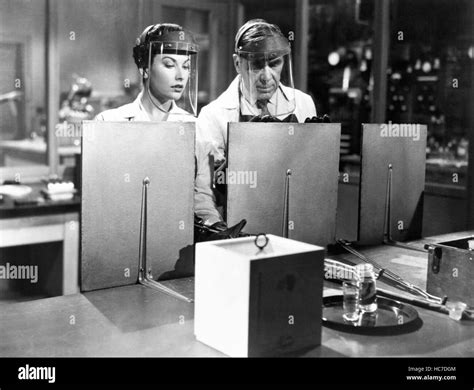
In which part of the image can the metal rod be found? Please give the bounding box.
[377,287,473,320]
[138,177,193,303]
[138,177,150,283]
[383,164,393,242]
[282,169,291,238]
[377,287,449,314]
[382,164,427,253]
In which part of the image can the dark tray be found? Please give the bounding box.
[322,295,422,335]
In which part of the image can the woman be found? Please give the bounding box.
[97,23,198,122]
[96,23,223,228]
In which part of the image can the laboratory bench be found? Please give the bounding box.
[1,231,473,357]
[0,184,80,297]
[0,186,80,219]
[0,139,80,167]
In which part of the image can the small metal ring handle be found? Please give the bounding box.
[255,233,269,250]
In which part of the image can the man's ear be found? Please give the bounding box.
[232,54,240,74]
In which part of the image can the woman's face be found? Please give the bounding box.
[148,54,190,103]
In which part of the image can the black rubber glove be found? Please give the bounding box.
[305,114,331,123]
[208,219,247,240]
[195,217,248,242]
[249,115,281,122]
[209,221,228,231]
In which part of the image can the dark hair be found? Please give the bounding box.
[133,23,184,70]
[234,19,284,52]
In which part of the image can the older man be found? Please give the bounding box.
[197,19,317,210]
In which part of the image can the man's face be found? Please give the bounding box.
[234,54,284,101]
[148,53,190,104]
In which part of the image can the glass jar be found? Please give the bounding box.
[355,263,377,312]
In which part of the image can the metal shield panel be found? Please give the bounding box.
[358,123,427,245]
[81,121,195,291]
[226,123,341,246]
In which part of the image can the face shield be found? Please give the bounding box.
[236,35,295,119]
[146,38,198,117]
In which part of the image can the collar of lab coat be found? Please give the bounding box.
[120,90,194,121]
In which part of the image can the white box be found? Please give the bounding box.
[194,234,325,357]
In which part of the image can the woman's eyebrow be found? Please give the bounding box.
[161,56,190,66]
[161,56,177,62]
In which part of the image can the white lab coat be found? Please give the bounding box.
[197,75,317,163]
[95,91,194,122]
[95,91,223,225]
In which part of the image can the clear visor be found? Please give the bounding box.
[147,41,198,117]
[237,51,295,119]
